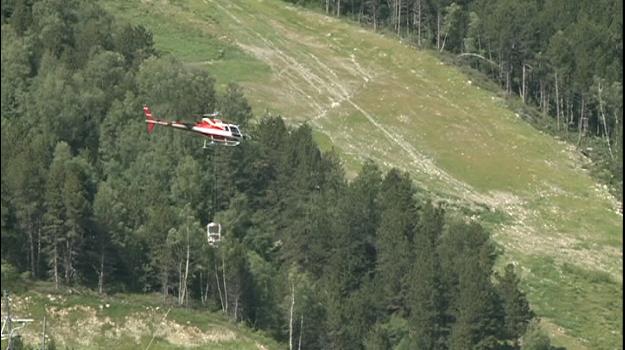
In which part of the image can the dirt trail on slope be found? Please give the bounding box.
[209,0,489,206]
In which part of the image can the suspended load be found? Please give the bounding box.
[207,222,221,247]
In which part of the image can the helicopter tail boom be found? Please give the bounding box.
[144,105,157,134]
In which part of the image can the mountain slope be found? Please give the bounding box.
[103,1,622,349]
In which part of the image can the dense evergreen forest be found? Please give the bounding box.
[290,0,624,198]
[0,0,560,349]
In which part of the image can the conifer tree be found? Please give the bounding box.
[61,157,92,284]
[375,169,417,315]
[408,201,445,350]
[91,180,128,293]
[218,83,253,127]
[496,263,534,347]
[439,219,503,350]
[43,142,72,288]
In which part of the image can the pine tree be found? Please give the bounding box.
[61,157,92,284]
[275,124,327,271]
[408,201,446,350]
[218,83,253,127]
[322,161,381,299]
[170,155,203,212]
[345,160,382,274]
[114,24,156,68]
[520,320,551,350]
[439,219,504,350]
[91,181,127,294]
[375,169,417,315]
[496,264,534,347]
[42,142,71,289]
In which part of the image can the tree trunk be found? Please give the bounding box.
[336,0,341,17]
[539,79,544,111]
[222,251,228,315]
[234,295,239,321]
[407,7,410,36]
[555,72,560,131]
[215,260,225,312]
[498,56,503,84]
[417,0,421,46]
[289,281,295,350]
[199,271,204,305]
[440,31,448,52]
[36,225,41,277]
[522,64,526,104]
[65,239,71,284]
[506,67,511,96]
[397,0,401,36]
[359,1,363,23]
[325,0,329,14]
[298,314,304,350]
[179,229,191,305]
[567,97,575,126]
[98,252,104,294]
[28,224,35,277]
[540,79,549,116]
[162,270,169,301]
[596,81,614,159]
[436,10,441,50]
[53,243,59,290]
[577,95,585,145]
[178,261,183,304]
[205,278,210,305]
[373,1,377,31]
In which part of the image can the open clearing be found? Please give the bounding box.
[103,1,622,349]
[0,286,279,350]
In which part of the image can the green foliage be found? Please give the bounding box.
[496,264,534,346]
[438,218,503,349]
[375,169,417,314]
[1,24,32,118]
[218,83,253,127]
[1,260,20,286]
[407,201,445,350]
[113,23,156,68]
[521,321,552,350]
[137,55,216,117]
[0,1,554,348]
[364,323,390,350]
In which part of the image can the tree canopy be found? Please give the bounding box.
[1,1,544,348]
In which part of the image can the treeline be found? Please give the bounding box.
[290,0,623,197]
[1,0,553,349]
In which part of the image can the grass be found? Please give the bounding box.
[0,281,282,349]
[520,256,623,350]
[102,1,623,348]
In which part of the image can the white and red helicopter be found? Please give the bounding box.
[143,105,245,147]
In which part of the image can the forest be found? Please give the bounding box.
[290,0,624,197]
[0,0,563,349]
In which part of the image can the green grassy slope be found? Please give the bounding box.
[1,283,281,349]
[103,1,622,349]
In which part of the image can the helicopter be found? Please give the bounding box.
[143,105,245,148]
